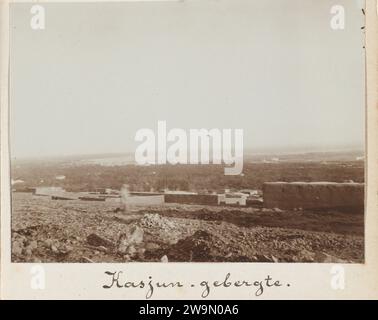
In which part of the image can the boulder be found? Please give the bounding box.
[145,242,160,251]
[13,241,23,255]
[128,226,144,245]
[127,245,136,256]
[117,226,144,254]
[87,233,115,248]
[297,249,316,262]
[315,252,349,263]
[28,240,38,250]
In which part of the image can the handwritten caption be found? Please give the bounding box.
[102,271,291,299]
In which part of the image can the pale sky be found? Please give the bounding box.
[10,0,365,158]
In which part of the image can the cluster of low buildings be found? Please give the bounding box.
[13,186,263,207]
[13,182,364,212]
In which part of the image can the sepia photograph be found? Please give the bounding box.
[8,0,367,265]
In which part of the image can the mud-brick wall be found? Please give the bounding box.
[164,194,219,206]
[263,182,364,211]
[127,195,165,206]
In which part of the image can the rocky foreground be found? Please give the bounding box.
[12,193,364,263]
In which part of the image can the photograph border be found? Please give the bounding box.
[1,0,377,300]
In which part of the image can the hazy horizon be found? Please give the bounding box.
[10,0,365,158]
[11,145,365,162]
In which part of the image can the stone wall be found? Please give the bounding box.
[263,182,364,212]
[126,195,165,206]
[164,194,219,206]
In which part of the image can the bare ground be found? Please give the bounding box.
[11,193,364,263]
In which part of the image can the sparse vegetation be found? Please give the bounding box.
[12,161,364,193]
